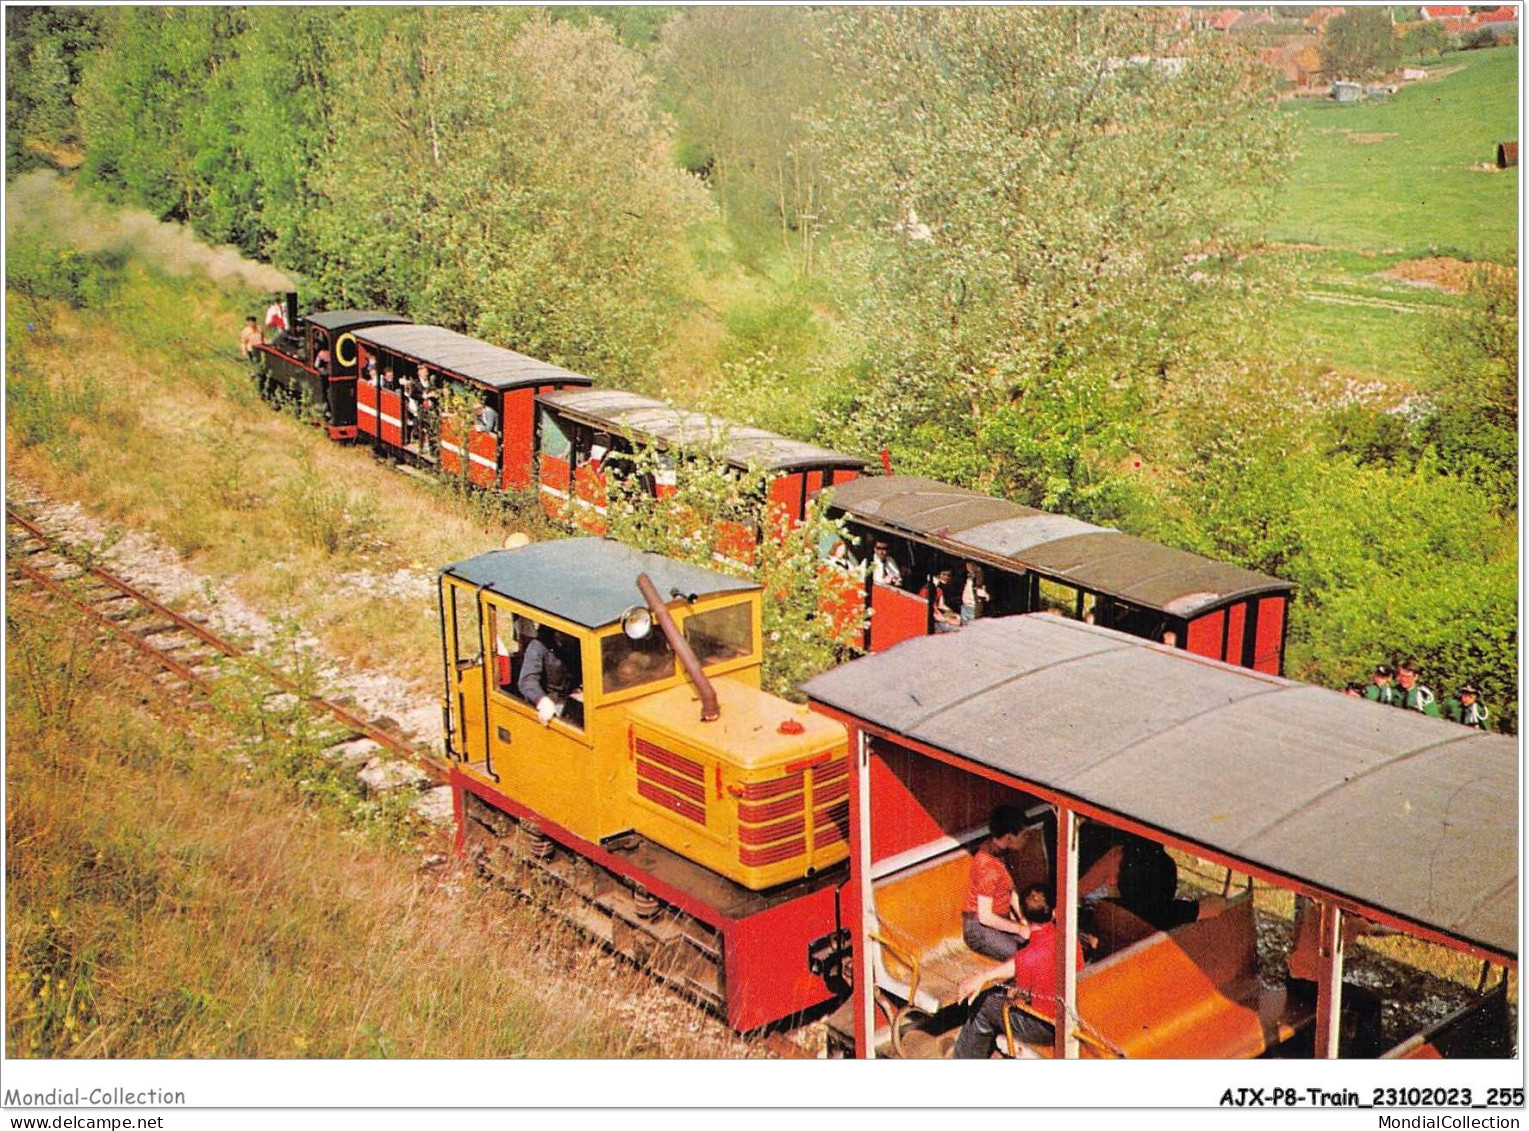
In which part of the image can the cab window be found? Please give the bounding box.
[684,603,753,668]
[450,586,483,668]
[516,615,585,729]
[602,631,675,695]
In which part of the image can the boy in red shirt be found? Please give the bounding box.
[954,884,1085,1058]
[962,805,1031,960]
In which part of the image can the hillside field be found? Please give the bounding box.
[1263,46,1517,387]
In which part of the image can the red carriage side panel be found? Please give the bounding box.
[1224,601,1247,667]
[379,388,404,448]
[868,583,928,653]
[1185,608,1225,663]
[1253,596,1286,675]
[500,388,536,491]
[571,459,609,534]
[540,454,571,519]
[770,472,807,526]
[867,739,1016,863]
[831,468,860,488]
[468,428,499,489]
[357,371,380,439]
[441,417,466,478]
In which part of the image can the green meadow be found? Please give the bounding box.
[1272,45,1518,260]
[1266,46,1517,384]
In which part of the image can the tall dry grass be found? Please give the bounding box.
[5,597,741,1058]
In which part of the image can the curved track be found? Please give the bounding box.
[6,506,440,778]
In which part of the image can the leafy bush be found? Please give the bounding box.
[279,452,379,556]
[7,232,125,315]
[602,441,863,699]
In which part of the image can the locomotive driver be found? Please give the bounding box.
[518,623,581,726]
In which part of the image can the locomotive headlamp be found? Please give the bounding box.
[620,605,653,641]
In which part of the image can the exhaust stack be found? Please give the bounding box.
[636,573,719,722]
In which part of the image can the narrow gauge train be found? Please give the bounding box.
[827,475,1293,673]
[438,539,853,1031]
[255,298,1299,678]
[250,294,863,537]
[803,615,1517,1058]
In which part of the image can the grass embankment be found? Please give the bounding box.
[1264,46,1518,385]
[5,597,727,1058]
[7,262,561,691]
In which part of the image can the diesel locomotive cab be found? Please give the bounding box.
[438,538,851,1031]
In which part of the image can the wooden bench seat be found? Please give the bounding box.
[871,850,1000,1019]
[869,831,1048,1052]
[1032,896,1313,1059]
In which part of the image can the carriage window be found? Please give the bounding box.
[602,631,675,694]
[539,412,572,460]
[685,603,754,668]
[451,586,483,668]
[1036,578,1083,619]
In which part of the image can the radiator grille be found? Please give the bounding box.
[634,736,706,827]
[735,754,849,871]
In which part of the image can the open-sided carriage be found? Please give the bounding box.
[804,614,1515,1059]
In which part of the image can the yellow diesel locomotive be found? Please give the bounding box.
[438,538,852,1030]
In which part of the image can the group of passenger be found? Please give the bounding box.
[952,806,1077,1058]
[1345,660,1490,730]
[947,805,1392,1059]
[827,539,991,632]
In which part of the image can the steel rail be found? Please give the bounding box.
[11,554,219,693]
[7,506,444,782]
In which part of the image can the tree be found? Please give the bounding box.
[810,8,1292,518]
[5,7,103,174]
[655,7,829,274]
[1321,8,1401,80]
[1419,266,1519,511]
[1400,20,1447,59]
[315,11,710,379]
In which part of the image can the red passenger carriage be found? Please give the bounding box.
[352,324,595,489]
[535,389,864,552]
[828,475,1294,673]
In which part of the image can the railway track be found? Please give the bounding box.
[5,503,815,1059]
[5,505,439,778]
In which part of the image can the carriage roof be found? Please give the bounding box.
[355,324,595,391]
[537,389,866,474]
[829,475,1293,619]
[804,614,1516,961]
